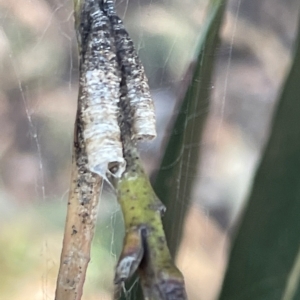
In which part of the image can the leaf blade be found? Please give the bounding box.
[218,18,300,300]
[154,0,227,256]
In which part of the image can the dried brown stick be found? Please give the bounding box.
[55,117,102,300]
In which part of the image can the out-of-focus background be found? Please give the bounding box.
[0,0,299,299]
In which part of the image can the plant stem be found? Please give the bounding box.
[114,83,187,300]
[55,116,102,300]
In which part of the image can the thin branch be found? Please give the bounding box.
[55,119,102,300]
[113,71,188,300]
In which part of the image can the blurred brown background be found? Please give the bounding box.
[0,0,299,299]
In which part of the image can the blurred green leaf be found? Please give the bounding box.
[218,19,300,300]
[154,0,227,257]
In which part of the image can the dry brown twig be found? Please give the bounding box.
[54,125,102,300]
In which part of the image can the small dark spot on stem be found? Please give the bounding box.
[158,236,165,244]
[71,225,78,235]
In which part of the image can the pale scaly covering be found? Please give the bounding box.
[103,0,157,141]
[79,2,125,179]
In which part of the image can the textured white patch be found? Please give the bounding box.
[80,6,126,179]
[116,256,137,280]
[103,0,157,141]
